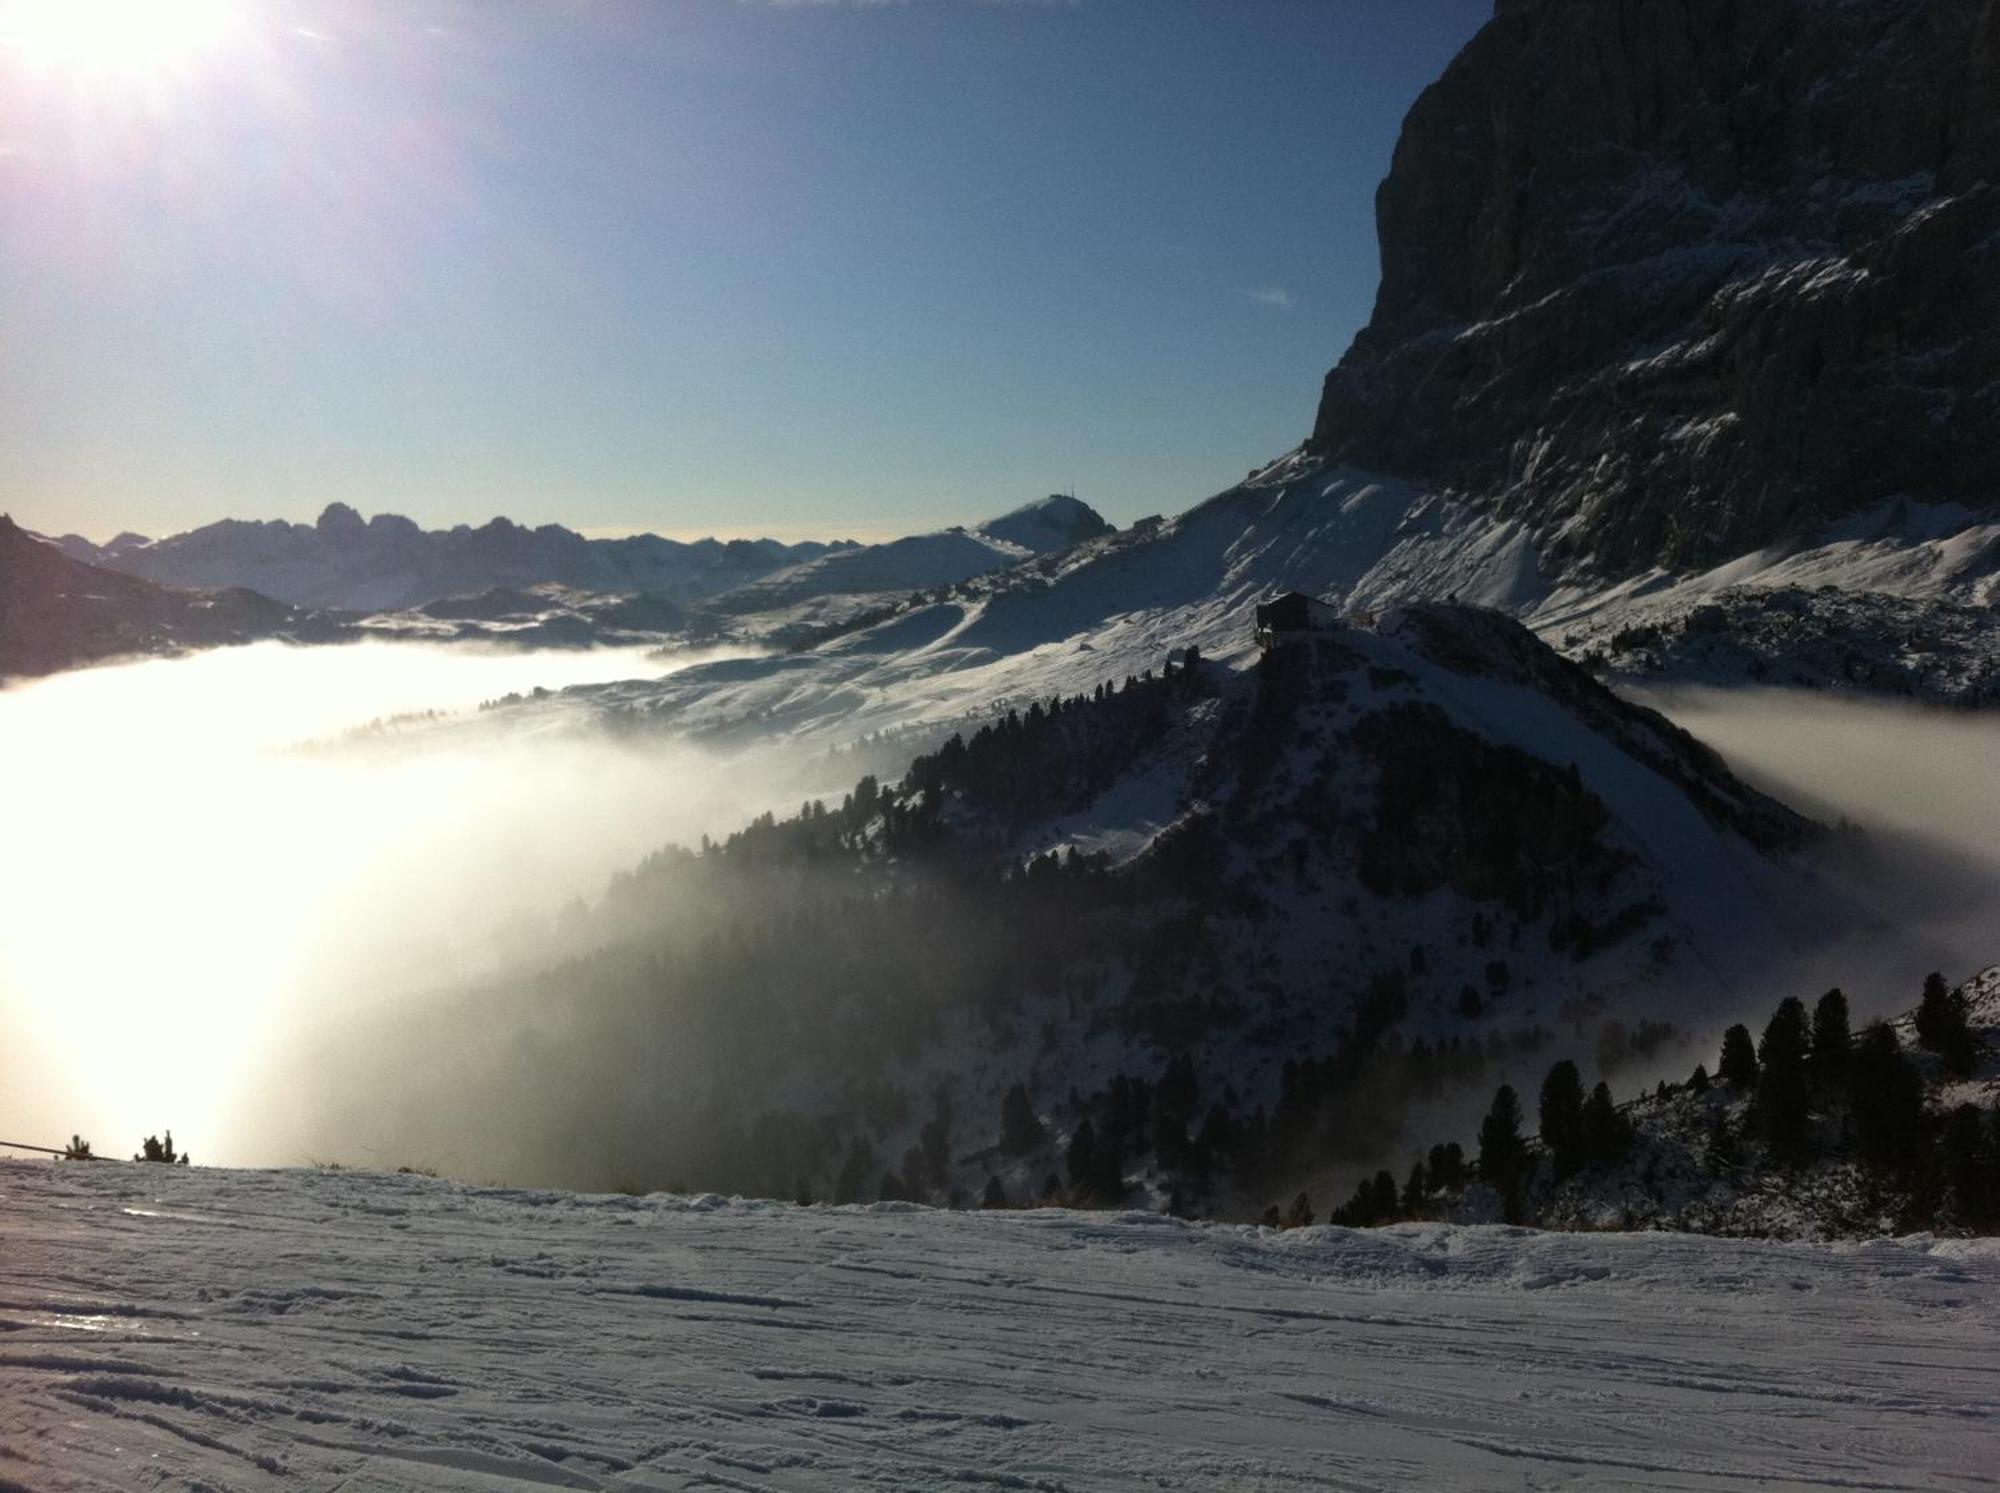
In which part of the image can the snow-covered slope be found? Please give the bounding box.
[709,494,1113,614]
[976,492,1114,553]
[308,606,1883,1212]
[506,451,2000,769]
[1,1158,1993,1491]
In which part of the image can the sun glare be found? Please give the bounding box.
[0,0,245,82]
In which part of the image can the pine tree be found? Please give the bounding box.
[1580,1081,1631,1166]
[1687,1063,1711,1094]
[1718,1023,1759,1089]
[1539,1060,1586,1178]
[1401,1160,1429,1215]
[1915,972,1978,1078]
[1427,1141,1465,1191]
[1369,1170,1397,1219]
[1810,988,1852,1087]
[999,1083,1043,1156]
[1478,1084,1526,1190]
[1851,1023,1925,1177]
[1915,972,1954,1050]
[1757,997,1813,1164]
[1939,1105,1988,1226]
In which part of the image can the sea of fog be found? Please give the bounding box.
[5,644,1998,1179]
[1629,685,2000,1015]
[0,640,776,1168]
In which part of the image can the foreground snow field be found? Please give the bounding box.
[0,1161,1994,1491]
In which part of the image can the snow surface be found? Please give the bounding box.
[711,496,1108,616]
[2,1158,1995,1491]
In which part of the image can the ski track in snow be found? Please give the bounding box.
[1,1161,1995,1490]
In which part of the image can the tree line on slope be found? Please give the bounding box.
[1298,975,1996,1235]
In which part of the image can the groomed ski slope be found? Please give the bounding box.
[0,1161,1993,1491]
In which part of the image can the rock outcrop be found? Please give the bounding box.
[1311,0,2000,575]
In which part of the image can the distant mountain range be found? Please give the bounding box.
[51,504,855,614]
[47,495,1113,620]
[0,514,344,680]
[3,494,1119,680]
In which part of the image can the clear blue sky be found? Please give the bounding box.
[0,0,1491,542]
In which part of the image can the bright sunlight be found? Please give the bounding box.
[0,0,244,83]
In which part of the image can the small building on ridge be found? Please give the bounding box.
[1254,591,1342,649]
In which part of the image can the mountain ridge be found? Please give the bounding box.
[51,493,1116,620]
[0,514,344,679]
[53,503,858,614]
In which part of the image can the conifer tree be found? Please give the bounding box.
[1757,997,1813,1164]
[1539,1060,1586,1178]
[1402,1160,1429,1215]
[1810,988,1852,1087]
[1369,1170,1397,1219]
[1718,1023,1760,1089]
[1580,1081,1631,1166]
[1915,972,1979,1077]
[1851,1023,1925,1176]
[999,1083,1043,1156]
[1478,1084,1526,1190]
[1939,1105,1988,1225]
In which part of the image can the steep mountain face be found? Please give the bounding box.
[0,516,340,680]
[59,505,853,613]
[300,606,1846,1205]
[1310,0,2000,577]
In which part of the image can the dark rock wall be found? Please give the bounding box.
[1312,0,2000,574]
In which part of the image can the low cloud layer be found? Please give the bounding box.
[1634,685,2000,1019]
[0,641,785,1166]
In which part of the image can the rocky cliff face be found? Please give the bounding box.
[1311,0,2000,575]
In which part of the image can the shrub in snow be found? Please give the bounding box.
[134,1131,188,1166]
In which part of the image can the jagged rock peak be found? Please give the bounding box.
[315,501,367,537]
[1311,0,2000,576]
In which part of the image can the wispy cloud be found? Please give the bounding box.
[1233,285,1297,312]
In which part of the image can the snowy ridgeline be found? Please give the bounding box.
[0,1158,1995,1492]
